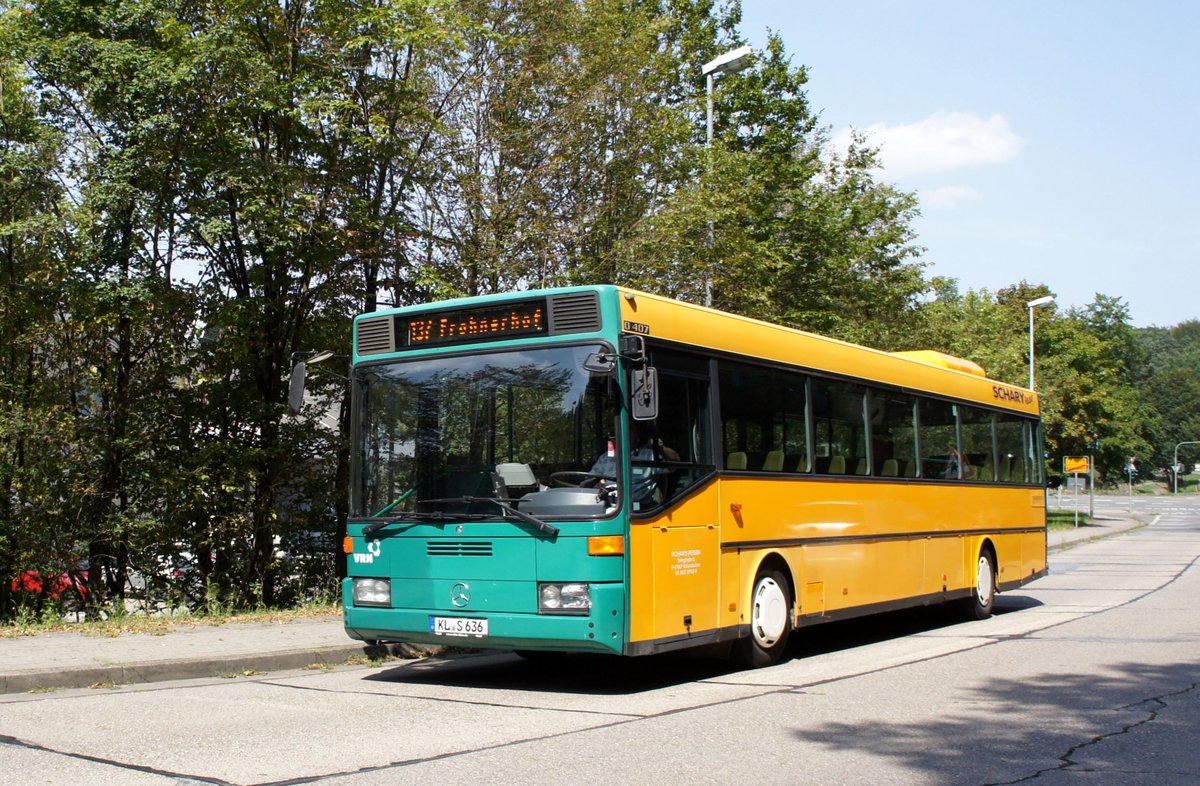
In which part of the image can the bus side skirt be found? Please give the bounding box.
[998,567,1047,593]
[623,624,744,657]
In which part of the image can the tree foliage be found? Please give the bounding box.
[1137,321,1200,472]
[911,280,1166,481]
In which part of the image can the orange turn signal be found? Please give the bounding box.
[588,535,625,556]
[343,536,354,554]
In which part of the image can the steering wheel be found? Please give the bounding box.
[549,471,616,488]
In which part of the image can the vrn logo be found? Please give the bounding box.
[354,540,382,564]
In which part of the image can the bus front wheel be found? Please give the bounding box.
[960,548,996,621]
[734,568,792,668]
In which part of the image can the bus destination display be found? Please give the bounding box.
[403,300,548,347]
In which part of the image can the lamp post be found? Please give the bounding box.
[287,349,343,415]
[1026,295,1055,389]
[1173,441,1200,494]
[701,45,753,306]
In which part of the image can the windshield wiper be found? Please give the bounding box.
[360,498,558,538]
[417,496,560,537]
[361,510,489,537]
[371,488,415,517]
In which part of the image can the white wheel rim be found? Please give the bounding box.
[976,555,994,607]
[751,576,788,646]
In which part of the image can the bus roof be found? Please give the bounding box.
[612,287,1039,415]
[888,350,987,377]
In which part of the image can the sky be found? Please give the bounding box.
[737,1,1199,327]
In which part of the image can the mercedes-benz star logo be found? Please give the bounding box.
[450,582,471,608]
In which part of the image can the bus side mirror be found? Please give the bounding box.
[619,333,647,364]
[631,367,658,421]
[288,362,307,414]
[583,352,616,374]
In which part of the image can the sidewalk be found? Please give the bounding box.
[1047,509,1145,552]
[1,512,1146,695]
[0,615,378,695]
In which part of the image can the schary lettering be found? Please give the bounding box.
[992,385,1034,405]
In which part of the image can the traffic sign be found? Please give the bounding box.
[1064,456,1090,474]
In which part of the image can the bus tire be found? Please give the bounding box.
[734,568,792,668]
[960,547,996,621]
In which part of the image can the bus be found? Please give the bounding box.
[325,285,1046,667]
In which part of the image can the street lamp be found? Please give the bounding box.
[287,349,343,414]
[701,45,753,306]
[1173,441,1200,494]
[703,45,754,150]
[1026,295,1055,389]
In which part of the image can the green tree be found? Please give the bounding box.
[0,47,81,616]
[1136,320,1200,471]
[614,32,926,345]
[908,279,1030,387]
[910,283,1150,481]
[12,0,216,612]
[412,0,713,298]
[163,0,457,605]
[8,0,458,610]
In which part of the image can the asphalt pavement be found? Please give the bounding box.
[0,506,1146,695]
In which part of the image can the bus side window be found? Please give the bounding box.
[995,412,1032,483]
[958,406,995,483]
[867,389,916,479]
[811,378,866,476]
[720,361,810,474]
[634,348,714,511]
[919,399,959,479]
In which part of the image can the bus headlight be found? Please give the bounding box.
[538,582,591,614]
[353,578,391,607]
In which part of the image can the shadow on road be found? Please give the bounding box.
[790,660,1200,785]
[365,648,737,694]
[363,594,1045,695]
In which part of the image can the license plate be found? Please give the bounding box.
[429,615,489,638]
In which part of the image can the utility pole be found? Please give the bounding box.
[1088,433,1098,519]
[1126,456,1136,512]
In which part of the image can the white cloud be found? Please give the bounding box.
[836,111,1025,178]
[923,185,984,209]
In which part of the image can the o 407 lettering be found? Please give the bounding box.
[623,321,650,335]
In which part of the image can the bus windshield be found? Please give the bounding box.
[354,344,620,519]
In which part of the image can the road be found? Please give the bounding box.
[2,498,1198,785]
[1055,487,1200,520]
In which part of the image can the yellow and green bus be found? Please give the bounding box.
[338,285,1046,666]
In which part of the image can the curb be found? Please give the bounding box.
[1047,517,1146,553]
[0,644,374,694]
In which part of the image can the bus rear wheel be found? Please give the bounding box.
[734,568,792,668]
[960,548,996,621]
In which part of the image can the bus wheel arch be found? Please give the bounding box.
[734,554,794,668]
[960,540,997,621]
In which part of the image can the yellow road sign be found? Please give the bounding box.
[1064,456,1090,474]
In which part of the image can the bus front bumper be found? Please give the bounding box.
[342,580,625,656]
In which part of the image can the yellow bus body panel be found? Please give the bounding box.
[617,287,1046,651]
[628,484,724,644]
[628,478,1047,647]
